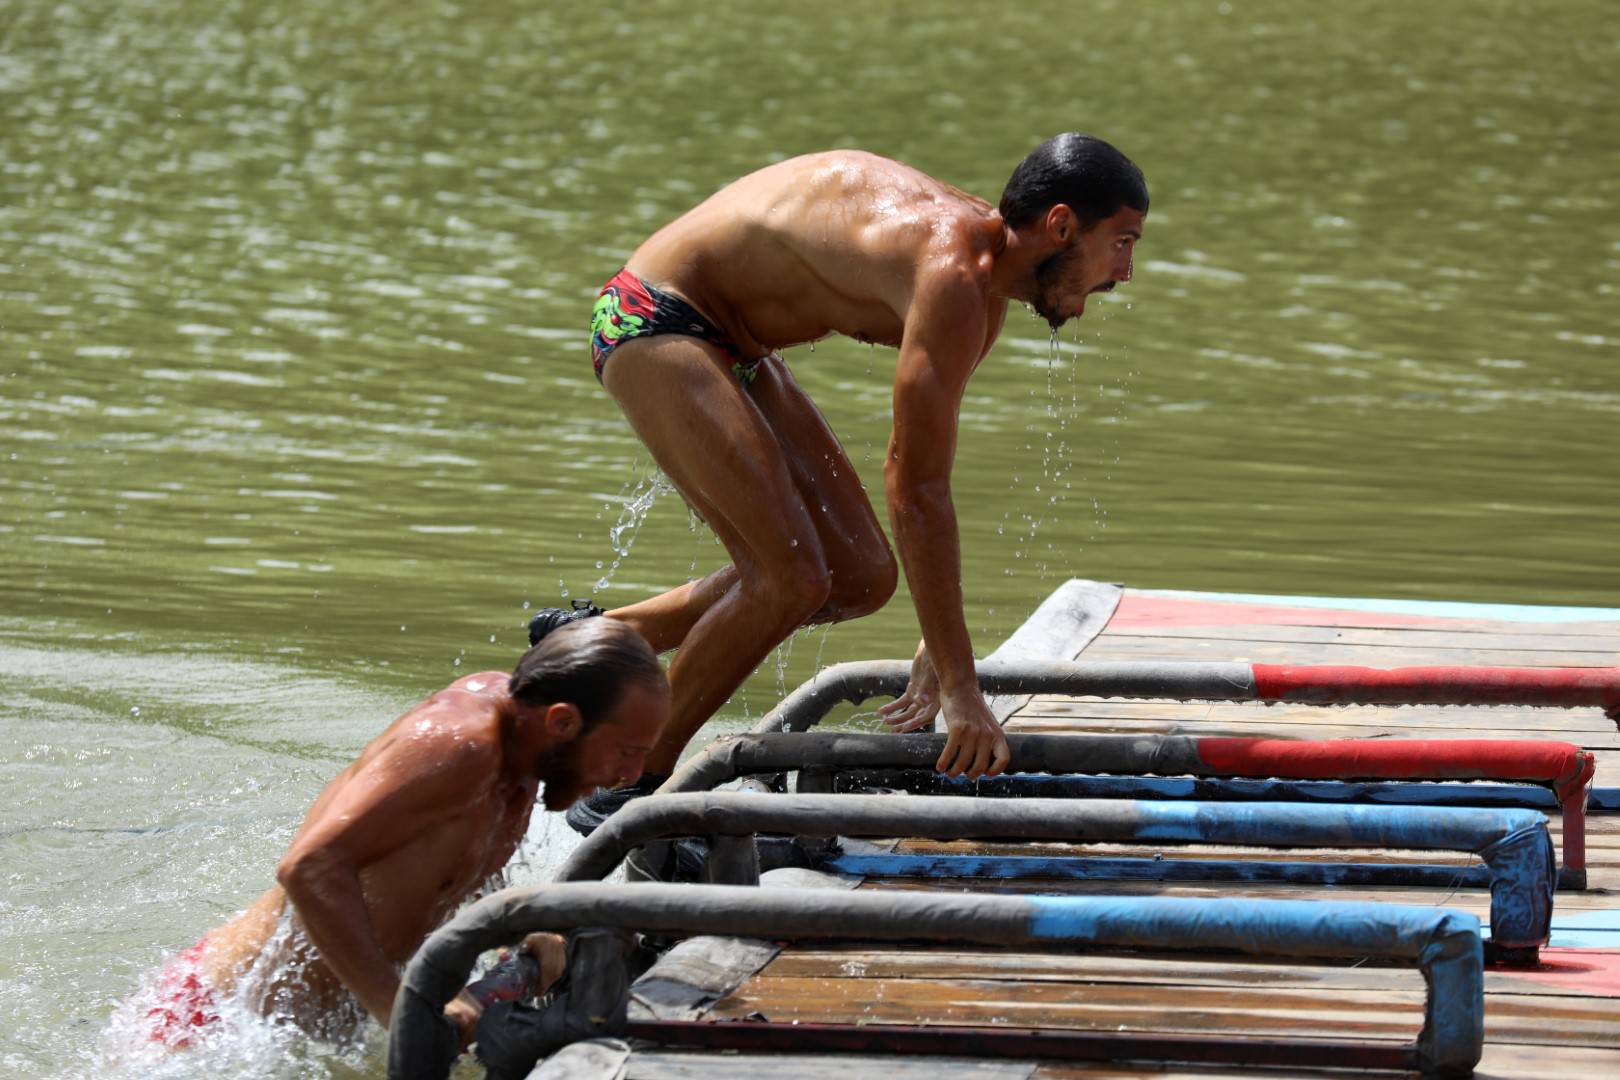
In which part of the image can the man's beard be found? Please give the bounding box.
[536,750,592,811]
[1032,245,1081,330]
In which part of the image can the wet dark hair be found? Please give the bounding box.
[508,618,666,730]
[999,133,1149,231]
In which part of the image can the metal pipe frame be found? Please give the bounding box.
[657,731,1593,886]
[748,659,1620,736]
[390,883,1484,1078]
[553,792,1554,950]
[826,768,1620,813]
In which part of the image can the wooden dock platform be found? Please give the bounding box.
[569,586,1620,1079]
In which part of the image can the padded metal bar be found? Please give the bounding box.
[749,659,1620,736]
[657,731,1593,885]
[554,792,1553,950]
[389,883,1484,1079]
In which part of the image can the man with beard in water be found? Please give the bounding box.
[144,619,668,1049]
[529,134,1146,820]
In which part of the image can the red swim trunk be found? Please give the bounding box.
[146,939,221,1048]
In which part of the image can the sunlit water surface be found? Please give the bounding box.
[3,1,1617,1075]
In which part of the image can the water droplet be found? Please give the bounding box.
[489,634,497,643]
[400,625,408,632]
[453,657,461,667]
[790,539,799,547]
[130,706,140,716]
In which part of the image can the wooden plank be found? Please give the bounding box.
[1004,714,1620,748]
[709,975,1426,1037]
[1093,623,1620,654]
[983,579,1122,725]
[1031,1042,1620,1078]
[706,975,1620,1046]
[619,1043,1620,1080]
[614,1040,1620,1080]
[1075,635,1620,667]
[1013,699,1619,734]
[763,948,1620,1000]
[627,1050,1037,1079]
[1005,716,1620,748]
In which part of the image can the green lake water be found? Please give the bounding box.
[2,0,1617,1075]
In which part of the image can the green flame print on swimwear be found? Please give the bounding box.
[593,287,647,347]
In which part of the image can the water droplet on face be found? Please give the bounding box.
[790,538,799,547]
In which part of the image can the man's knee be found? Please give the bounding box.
[824,546,898,621]
[759,557,834,631]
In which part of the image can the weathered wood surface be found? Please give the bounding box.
[624,1051,1040,1079]
[1032,1042,1620,1079]
[707,972,1620,1046]
[763,947,1614,999]
[617,1044,1620,1080]
[651,590,1620,1078]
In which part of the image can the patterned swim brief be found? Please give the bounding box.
[590,269,763,386]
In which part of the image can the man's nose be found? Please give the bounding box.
[1118,253,1134,283]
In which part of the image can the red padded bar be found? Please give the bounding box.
[1195,737,1596,874]
[1252,663,1620,710]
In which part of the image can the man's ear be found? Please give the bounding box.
[541,702,583,741]
[1044,203,1077,245]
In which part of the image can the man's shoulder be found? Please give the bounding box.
[444,670,509,693]
[375,686,505,759]
[913,239,995,299]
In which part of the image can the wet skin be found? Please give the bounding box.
[193,671,668,1038]
[596,150,1142,780]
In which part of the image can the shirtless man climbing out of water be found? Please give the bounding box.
[530,134,1147,819]
[143,619,668,1048]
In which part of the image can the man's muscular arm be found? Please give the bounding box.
[883,263,1011,780]
[275,718,496,1029]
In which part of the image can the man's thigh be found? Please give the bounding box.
[601,337,825,573]
[746,354,891,564]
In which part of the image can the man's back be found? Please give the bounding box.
[628,150,1006,356]
[197,673,531,1021]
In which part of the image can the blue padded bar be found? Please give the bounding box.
[1023,896,1483,1076]
[393,883,1484,1079]
[825,852,1498,889]
[836,769,1620,813]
